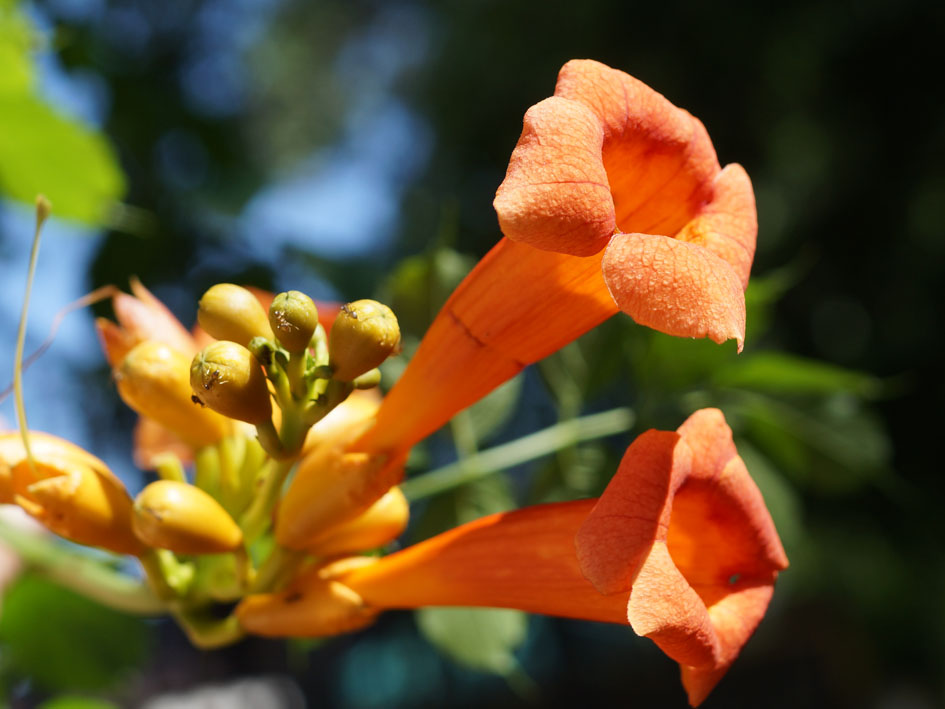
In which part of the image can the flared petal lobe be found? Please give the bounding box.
[492,59,755,349]
[493,96,615,256]
[601,233,746,349]
[576,408,787,705]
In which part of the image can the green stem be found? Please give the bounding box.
[13,198,50,470]
[250,545,307,593]
[401,407,635,502]
[239,459,295,543]
[171,607,245,650]
[0,520,165,615]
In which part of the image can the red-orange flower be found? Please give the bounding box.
[358,60,756,458]
[339,409,786,706]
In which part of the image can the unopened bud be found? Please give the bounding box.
[328,300,400,382]
[190,341,272,426]
[236,561,378,637]
[307,487,409,557]
[133,480,243,554]
[117,341,231,448]
[197,284,273,346]
[269,291,318,353]
[14,452,144,556]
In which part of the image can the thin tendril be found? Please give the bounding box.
[14,196,51,471]
[0,285,118,404]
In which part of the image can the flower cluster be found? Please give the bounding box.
[0,60,784,706]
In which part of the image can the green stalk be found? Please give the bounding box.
[0,520,164,615]
[13,197,51,470]
[401,407,635,502]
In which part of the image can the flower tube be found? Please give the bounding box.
[358,60,756,458]
[334,409,787,706]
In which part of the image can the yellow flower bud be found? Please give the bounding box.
[275,440,404,550]
[190,341,272,426]
[236,558,378,637]
[1,431,107,504]
[133,480,243,555]
[307,487,409,557]
[12,449,144,556]
[116,341,231,449]
[268,290,319,353]
[197,284,273,346]
[328,300,400,382]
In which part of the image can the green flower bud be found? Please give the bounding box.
[268,291,319,353]
[190,341,272,425]
[197,284,272,346]
[328,300,401,382]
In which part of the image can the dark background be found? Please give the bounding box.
[1,0,943,707]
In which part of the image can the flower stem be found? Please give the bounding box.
[0,519,165,615]
[238,459,295,543]
[13,197,51,471]
[401,407,635,502]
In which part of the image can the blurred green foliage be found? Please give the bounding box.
[0,574,149,694]
[0,2,124,224]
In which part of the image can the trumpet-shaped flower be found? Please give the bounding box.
[358,60,756,458]
[336,409,787,706]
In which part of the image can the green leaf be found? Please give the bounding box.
[461,374,523,444]
[0,2,34,95]
[0,94,125,224]
[39,697,120,709]
[713,352,881,397]
[416,606,528,676]
[0,573,150,691]
[382,247,475,334]
[737,393,891,493]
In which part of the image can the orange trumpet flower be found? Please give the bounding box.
[359,60,756,458]
[339,409,786,706]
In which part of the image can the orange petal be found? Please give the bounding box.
[275,444,402,550]
[601,232,746,350]
[306,487,409,558]
[494,96,615,256]
[356,238,618,456]
[626,541,720,670]
[113,278,196,356]
[341,499,628,624]
[680,583,774,706]
[132,416,195,470]
[676,164,757,289]
[94,317,138,369]
[575,430,688,595]
[669,410,789,583]
[554,59,720,237]
[237,562,379,638]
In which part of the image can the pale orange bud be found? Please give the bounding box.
[274,444,392,550]
[307,487,409,557]
[236,558,378,637]
[116,341,231,449]
[197,284,273,347]
[0,431,109,504]
[133,480,243,555]
[10,447,144,556]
